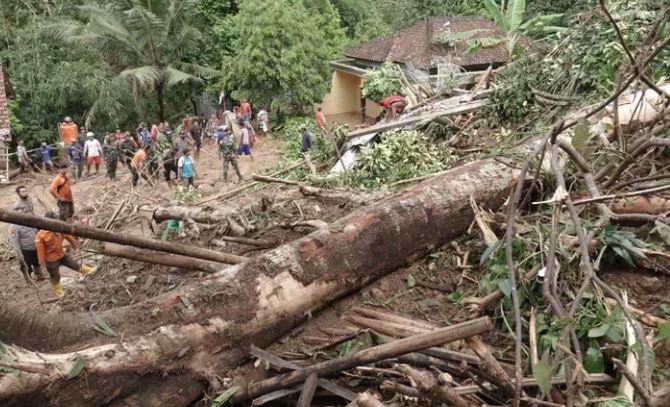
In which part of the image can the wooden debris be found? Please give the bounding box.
[465,335,514,396]
[346,99,488,140]
[0,208,247,265]
[296,372,318,407]
[345,391,388,407]
[91,242,223,272]
[211,235,276,248]
[232,317,493,402]
[395,364,471,407]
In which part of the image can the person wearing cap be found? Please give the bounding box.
[177,148,196,188]
[83,132,103,176]
[49,163,75,221]
[35,212,96,299]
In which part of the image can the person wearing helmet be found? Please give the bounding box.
[35,212,96,299]
[58,116,78,145]
[83,131,103,176]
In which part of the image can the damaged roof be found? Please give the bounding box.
[345,16,514,70]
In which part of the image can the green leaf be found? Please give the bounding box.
[91,311,117,337]
[506,0,527,31]
[0,341,6,355]
[484,0,508,31]
[584,345,605,373]
[588,323,610,338]
[480,239,501,265]
[67,357,85,380]
[533,357,552,395]
[407,274,416,288]
[658,322,670,343]
[446,291,462,303]
[651,220,670,247]
[498,279,512,298]
[211,386,240,407]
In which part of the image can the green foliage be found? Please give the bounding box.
[488,60,537,122]
[595,225,651,269]
[532,356,552,396]
[211,386,240,407]
[353,129,451,187]
[176,185,204,204]
[225,0,341,109]
[274,117,332,163]
[46,0,219,122]
[361,61,404,102]
[91,311,117,337]
[66,357,86,380]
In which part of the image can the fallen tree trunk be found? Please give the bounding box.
[0,158,514,405]
[91,242,223,272]
[0,209,246,265]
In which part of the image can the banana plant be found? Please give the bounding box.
[438,0,565,61]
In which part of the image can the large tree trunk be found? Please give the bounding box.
[0,210,247,265]
[0,159,514,405]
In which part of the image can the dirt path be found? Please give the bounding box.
[0,135,284,309]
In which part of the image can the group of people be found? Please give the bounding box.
[14,106,272,189]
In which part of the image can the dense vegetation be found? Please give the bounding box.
[1,0,594,146]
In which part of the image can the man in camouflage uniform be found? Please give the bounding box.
[104,135,120,181]
[218,126,242,183]
[120,134,137,171]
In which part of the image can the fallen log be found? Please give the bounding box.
[0,209,247,265]
[91,242,222,272]
[153,204,250,224]
[211,236,276,248]
[0,158,513,405]
[231,317,493,402]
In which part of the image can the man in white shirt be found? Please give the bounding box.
[83,132,103,176]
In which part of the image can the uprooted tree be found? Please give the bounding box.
[0,157,514,405]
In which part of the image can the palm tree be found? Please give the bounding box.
[48,0,219,122]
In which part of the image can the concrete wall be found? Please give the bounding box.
[321,70,362,116]
[320,69,386,124]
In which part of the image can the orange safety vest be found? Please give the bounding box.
[59,122,78,145]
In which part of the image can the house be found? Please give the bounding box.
[320,16,514,125]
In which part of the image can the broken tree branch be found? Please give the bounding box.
[0,209,247,265]
[230,317,493,402]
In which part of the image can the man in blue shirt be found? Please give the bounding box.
[39,143,54,170]
[67,140,84,179]
[300,127,312,153]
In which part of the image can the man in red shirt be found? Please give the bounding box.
[381,95,407,121]
[49,164,75,221]
[240,99,252,122]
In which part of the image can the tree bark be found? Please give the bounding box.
[91,242,223,272]
[212,236,277,248]
[0,158,514,405]
[0,209,247,265]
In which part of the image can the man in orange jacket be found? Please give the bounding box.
[35,212,96,298]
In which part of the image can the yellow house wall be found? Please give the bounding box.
[321,71,361,116]
[320,69,386,123]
